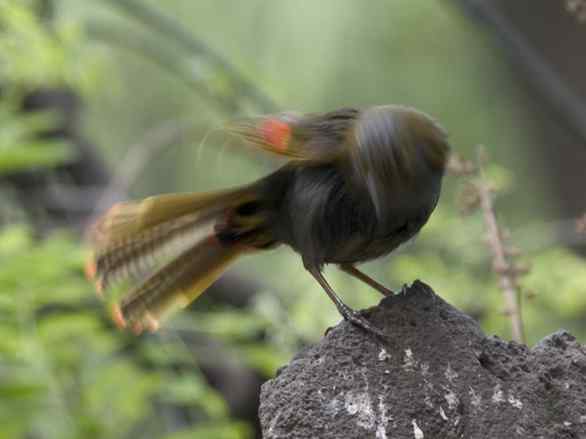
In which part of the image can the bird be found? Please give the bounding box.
[85,105,450,337]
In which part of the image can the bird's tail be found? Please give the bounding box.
[85,186,267,333]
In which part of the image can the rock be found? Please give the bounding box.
[259,281,586,438]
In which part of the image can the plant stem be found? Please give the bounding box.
[476,147,525,343]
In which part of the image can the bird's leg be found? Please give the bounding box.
[340,264,395,296]
[306,266,386,339]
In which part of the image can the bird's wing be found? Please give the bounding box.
[225,108,359,163]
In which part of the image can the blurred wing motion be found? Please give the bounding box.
[226,108,359,163]
[85,189,255,333]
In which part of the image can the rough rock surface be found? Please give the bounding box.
[259,281,586,439]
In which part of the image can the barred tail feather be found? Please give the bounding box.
[85,188,256,332]
[89,211,217,293]
[88,190,254,247]
[114,234,244,334]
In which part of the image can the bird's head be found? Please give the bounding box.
[348,105,451,218]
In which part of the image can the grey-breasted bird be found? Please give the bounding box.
[85,105,450,337]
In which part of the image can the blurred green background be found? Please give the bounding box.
[1,1,585,438]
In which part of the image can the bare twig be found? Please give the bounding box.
[450,154,586,251]
[475,148,525,343]
[452,150,527,343]
[576,213,586,234]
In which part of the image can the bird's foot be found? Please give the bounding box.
[376,285,396,296]
[338,304,387,340]
[348,311,387,340]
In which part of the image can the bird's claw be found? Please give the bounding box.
[343,308,387,340]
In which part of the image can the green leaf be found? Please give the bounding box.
[160,374,228,418]
[237,343,288,377]
[163,421,251,439]
[0,381,47,400]
[0,141,73,174]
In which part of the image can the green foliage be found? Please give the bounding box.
[180,307,291,376]
[523,248,586,339]
[163,422,251,439]
[0,0,100,92]
[0,0,103,177]
[0,104,74,174]
[0,226,250,438]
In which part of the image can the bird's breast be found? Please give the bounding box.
[271,164,441,267]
